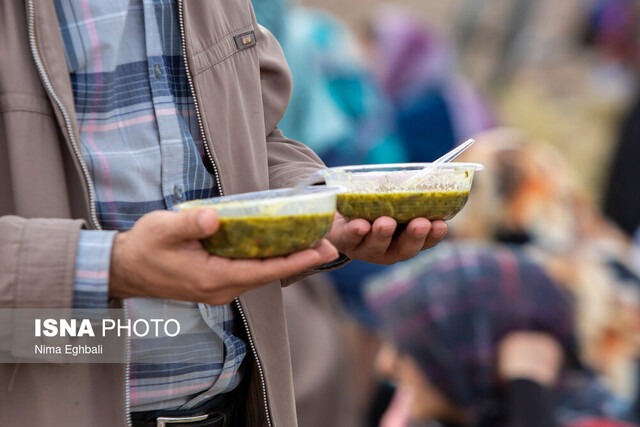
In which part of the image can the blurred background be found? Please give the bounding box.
[251,1,640,426]
[301,0,639,200]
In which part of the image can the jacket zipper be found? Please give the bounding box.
[123,304,133,427]
[26,0,101,231]
[235,299,273,427]
[176,2,272,426]
[26,2,133,426]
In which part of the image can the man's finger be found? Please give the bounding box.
[310,239,341,267]
[228,241,339,286]
[356,217,396,258]
[328,216,370,252]
[157,209,220,243]
[421,220,447,250]
[389,218,432,260]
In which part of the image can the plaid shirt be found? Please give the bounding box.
[55,0,246,411]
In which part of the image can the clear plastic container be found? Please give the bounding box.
[173,186,342,258]
[323,163,484,222]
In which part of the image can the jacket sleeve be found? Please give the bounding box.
[255,24,351,283]
[256,24,328,188]
[0,217,119,360]
[0,215,83,309]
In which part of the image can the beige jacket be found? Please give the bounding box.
[0,0,329,425]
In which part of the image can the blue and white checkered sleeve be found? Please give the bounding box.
[73,230,118,309]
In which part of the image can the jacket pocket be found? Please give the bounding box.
[184,0,258,75]
[191,26,258,76]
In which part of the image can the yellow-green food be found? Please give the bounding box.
[337,191,470,223]
[201,213,334,258]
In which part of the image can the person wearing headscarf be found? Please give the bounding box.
[366,243,637,427]
[451,129,640,399]
[365,128,640,426]
[367,5,494,163]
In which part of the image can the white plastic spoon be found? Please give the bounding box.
[402,138,475,187]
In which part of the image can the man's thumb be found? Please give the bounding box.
[167,209,219,241]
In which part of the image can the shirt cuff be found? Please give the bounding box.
[73,230,118,309]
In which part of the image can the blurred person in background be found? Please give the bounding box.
[367,243,636,427]
[604,93,640,240]
[604,93,640,279]
[452,128,640,398]
[254,0,407,169]
[364,128,640,426]
[587,0,640,246]
[365,5,494,164]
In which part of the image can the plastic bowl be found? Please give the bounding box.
[323,163,484,223]
[173,186,341,258]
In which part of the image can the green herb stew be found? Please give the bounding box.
[337,190,470,223]
[201,212,334,258]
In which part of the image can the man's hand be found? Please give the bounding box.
[109,209,339,305]
[326,214,447,265]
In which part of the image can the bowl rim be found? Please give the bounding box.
[172,185,343,212]
[324,162,485,173]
